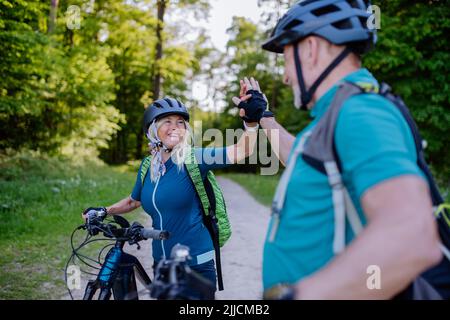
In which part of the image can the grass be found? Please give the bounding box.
[222,173,280,207]
[0,151,144,299]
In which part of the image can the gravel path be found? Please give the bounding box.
[215,177,270,300]
[63,177,271,300]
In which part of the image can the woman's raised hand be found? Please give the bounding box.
[232,77,267,123]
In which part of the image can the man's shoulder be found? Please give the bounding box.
[336,88,405,131]
[333,85,418,160]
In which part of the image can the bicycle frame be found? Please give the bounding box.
[82,239,152,300]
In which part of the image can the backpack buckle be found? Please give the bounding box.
[379,82,392,95]
[324,161,343,189]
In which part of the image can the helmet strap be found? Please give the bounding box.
[294,44,351,110]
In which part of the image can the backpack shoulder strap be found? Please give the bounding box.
[304,80,442,206]
[302,81,370,254]
[302,81,365,174]
[185,148,225,291]
[140,156,152,186]
[185,148,211,216]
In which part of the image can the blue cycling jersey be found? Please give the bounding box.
[131,148,231,264]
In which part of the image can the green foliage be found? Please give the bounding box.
[1,0,214,163]
[1,0,448,178]
[218,1,450,179]
[211,15,309,176]
[222,16,310,135]
[0,0,123,157]
[364,0,450,178]
[0,150,142,299]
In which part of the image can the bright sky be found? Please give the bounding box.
[191,0,264,108]
[207,0,264,52]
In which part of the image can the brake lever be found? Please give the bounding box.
[85,220,99,236]
[127,223,145,248]
[101,223,118,238]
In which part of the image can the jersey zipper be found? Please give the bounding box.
[152,175,166,259]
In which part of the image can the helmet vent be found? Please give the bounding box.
[283,19,303,31]
[164,98,175,108]
[154,102,164,109]
[311,5,340,17]
[331,19,353,30]
[358,16,368,27]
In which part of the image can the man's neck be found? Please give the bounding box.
[310,59,361,108]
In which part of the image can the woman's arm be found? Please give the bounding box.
[225,78,259,164]
[260,117,295,167]
[106,196,141,216]
[225,123,258,163]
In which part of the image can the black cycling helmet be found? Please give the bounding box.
[143,97,189,134]
[262,0,376,110]
[262,0,376,54]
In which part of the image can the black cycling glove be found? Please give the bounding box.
[238,90,267,123]
[262,110,274,118]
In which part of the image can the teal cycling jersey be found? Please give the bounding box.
[262,68,426,290]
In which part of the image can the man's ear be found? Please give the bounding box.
[308,36,320,69]
[300,36,319,70]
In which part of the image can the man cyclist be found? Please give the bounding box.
[237,0,446,299]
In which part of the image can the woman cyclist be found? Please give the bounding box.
[82,82,264,299]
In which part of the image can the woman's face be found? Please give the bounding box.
[156,115,186,149]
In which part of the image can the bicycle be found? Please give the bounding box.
[65,210,215,300]
[151,243,216,300]
[65,210,169,300]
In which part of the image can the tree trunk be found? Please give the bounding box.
[48,0,59,34]
[151,0,167,100]
[136,127,144,159]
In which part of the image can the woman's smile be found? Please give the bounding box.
[157,115,186,149]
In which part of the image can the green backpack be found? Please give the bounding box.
[140,148,231,290]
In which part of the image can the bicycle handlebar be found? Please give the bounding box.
[140,228,169,240]
[150,245,216,300]
[83,215,170,243]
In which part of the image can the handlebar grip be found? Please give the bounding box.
[85,208,107,222]
[140,228,170,240]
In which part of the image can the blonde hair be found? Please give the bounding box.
[147,118,193,182]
